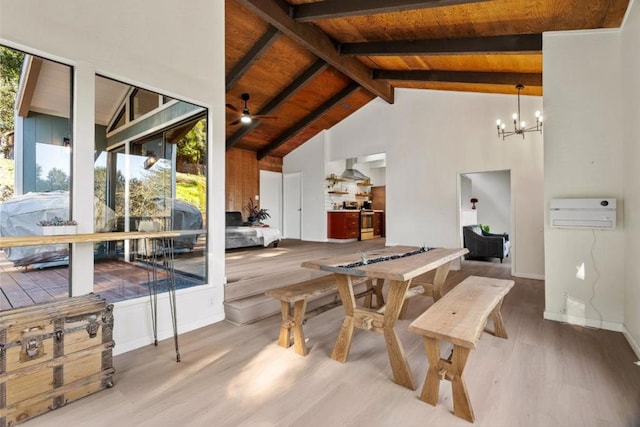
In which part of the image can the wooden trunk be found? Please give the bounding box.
[0,294,114,427]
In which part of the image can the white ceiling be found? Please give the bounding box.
[22,57,129,126]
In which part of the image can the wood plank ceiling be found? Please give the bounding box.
[225,0,629,159]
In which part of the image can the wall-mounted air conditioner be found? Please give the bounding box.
[549,198,616,229]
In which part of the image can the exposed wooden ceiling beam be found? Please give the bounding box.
[17,56,43,117]
[226,59,329,149]
[340,34,542,56]
[257,82,360,159]
[373,70,542,86]
[238,0,394,104]
[225,26,280,91]
[291,0,491,22]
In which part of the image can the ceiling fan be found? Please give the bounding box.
[226,93,277,126]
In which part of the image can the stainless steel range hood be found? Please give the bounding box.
[341,158,369,181]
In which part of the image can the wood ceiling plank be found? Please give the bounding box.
[237,0,394,103]
[392,81,543,96]
[257,82,361,159]
[270,91,376,157]
[226,59,328,149]
[365,54,542,73]
[233,68,355,151]
[226,26,280,91]
[307,0,629,44]
[373,69,542,86]
[225,0,271,74]
[291,0,491,22]
[339,34,542,56]
[226,34,318,137]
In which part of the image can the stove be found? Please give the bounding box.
[360,210,374,240]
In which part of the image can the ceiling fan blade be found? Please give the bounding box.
[229,119,242,126]
[251,115,277,120]
[226,103,239,112]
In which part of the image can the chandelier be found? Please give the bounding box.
[496,84,542,140]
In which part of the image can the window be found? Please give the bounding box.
[130,88,159,121]
[0,46,73,309]
[93,76,208,303]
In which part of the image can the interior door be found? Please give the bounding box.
[283,172,302,239]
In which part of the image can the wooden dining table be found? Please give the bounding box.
[301,245,469,390]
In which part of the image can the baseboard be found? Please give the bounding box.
[543,311,623,332]
[513,272,545,281]
[622,325,640,360]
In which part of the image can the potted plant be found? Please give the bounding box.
[245,199,270,225]
[38,216,78,235]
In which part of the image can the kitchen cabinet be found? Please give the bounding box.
[373,211,384,237]
[327,211,360,239]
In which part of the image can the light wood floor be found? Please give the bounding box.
[23,241,640,427]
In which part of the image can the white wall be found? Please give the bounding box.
[461,175,473,210]
[285,88,544,278]
[465,171,511,235]
[543,30,625,331]
[622,0,640,356]
[259,170,282,231]
[283,131,327,242]
[1,0,227,355]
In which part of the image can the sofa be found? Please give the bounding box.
[225,211,281,250]
[462,225,510,263]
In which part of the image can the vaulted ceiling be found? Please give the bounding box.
[225,0,630,159]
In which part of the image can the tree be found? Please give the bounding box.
[176,119,206,173]
[0,47,24,135]
[45,167,69,191]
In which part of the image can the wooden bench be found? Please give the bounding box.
[266,275,427,356]
[408,275,514,423]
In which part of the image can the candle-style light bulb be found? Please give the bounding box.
[521,121,526,128]
[512,113,518,121]
[496,119,501,126]
[535,110,541,117]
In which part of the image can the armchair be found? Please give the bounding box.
[462,225,510,263]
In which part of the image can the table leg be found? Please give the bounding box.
[373,278,385,308]
[331,274,357,363]
[383,279,415,390]
[432,261,452,301]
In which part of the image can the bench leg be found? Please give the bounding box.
[277,299,309,356]
[490,298,508,339]
[450,344,474,423]
[420,338,475,423]
[292,299,308,356]
[373,278,385,308]
[420,336,442,406]
[277,301,292,349]
[363,278,385,309]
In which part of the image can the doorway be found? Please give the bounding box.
[459,170,513,273]
[283,172,302,239]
